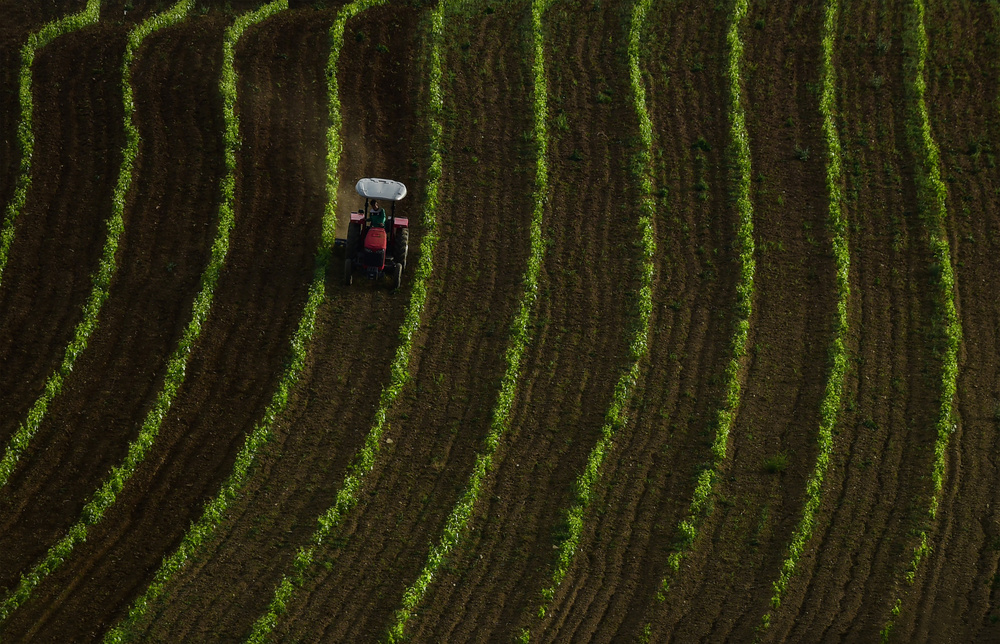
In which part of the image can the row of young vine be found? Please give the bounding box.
[652,0,756,604]
[0,0,196,492]
[522,0,658,637]
[881,0,962,638]
[0,0,101,287]
[243,0,441,640]
[758,0,850,632]
[385,0,548,640]
[0,0,280,627]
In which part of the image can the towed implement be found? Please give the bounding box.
[342,177,409,288]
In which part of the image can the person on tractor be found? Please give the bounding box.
[368,199,388,230]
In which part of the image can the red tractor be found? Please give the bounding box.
[342,178,409,288]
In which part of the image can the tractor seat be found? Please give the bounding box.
[364,227,387,251]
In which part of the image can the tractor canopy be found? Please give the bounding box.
[355,177,407,202]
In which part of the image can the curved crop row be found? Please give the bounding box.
[0,0,280,626]
[0,0,195,492]
[384,0,549,639]
[244,1,441,640]
[654,0,756,598]
[523,0,657,634]
[758,0,849,631]
[0,0,101,288]
[880,0,962,638]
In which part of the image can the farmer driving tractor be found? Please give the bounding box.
[368,199,388,229]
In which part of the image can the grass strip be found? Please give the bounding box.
[521,0,657,634]
[0,0,101,288]
[880,0,962,639]
[384,0,549,640]
[0,0,195,492]
[758,0,848,632]
[243,1,442,640]
[0,0,282,626]
[655,0,756,599]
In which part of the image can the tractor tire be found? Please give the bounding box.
[394,228,409,271]
[344,257,353,286]
[346,221,361,256]
[392,263,403,290]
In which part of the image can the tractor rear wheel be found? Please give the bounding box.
[394,228,409,271]
[392,263,403,289]
[347,222,361,256]
[344,257,353,286]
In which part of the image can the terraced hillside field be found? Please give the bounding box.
[0,0,998,642]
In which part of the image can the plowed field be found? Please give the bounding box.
[1,0,998,642]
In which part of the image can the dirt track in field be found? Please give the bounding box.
[0,5,322,640]
[0,23,125,450]
[762,1,942,640]
[403,2,637,641]
[0,12,226,600]
[532,0,740,640]
[120,6,424,642]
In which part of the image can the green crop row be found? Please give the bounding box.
[243,1,442,641]
[0,0,101,287]
[656,0,756,599]
[0,0,279,627]
[524,0,658,635]
[0,0,196,493]
[880,0,962,639]
[759,0,849,632]
[385,0,550,640]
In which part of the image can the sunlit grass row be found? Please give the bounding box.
[881,0,962,639]
[759,0,849,632]
[655,0,756,601]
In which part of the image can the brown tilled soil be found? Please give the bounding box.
[0,6,323,641]
[0,23,125,447]
[905,1,1000,641]
[122,5,425,642]
[533,0,739,640]
[0,11,226,599]
[275,6,534,644]
[764,0,943,640]
[405,2,637,641]
[648,1,840,641]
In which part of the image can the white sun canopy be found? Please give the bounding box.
[355,178,407,202]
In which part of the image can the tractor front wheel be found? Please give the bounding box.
[344,257,353,286]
